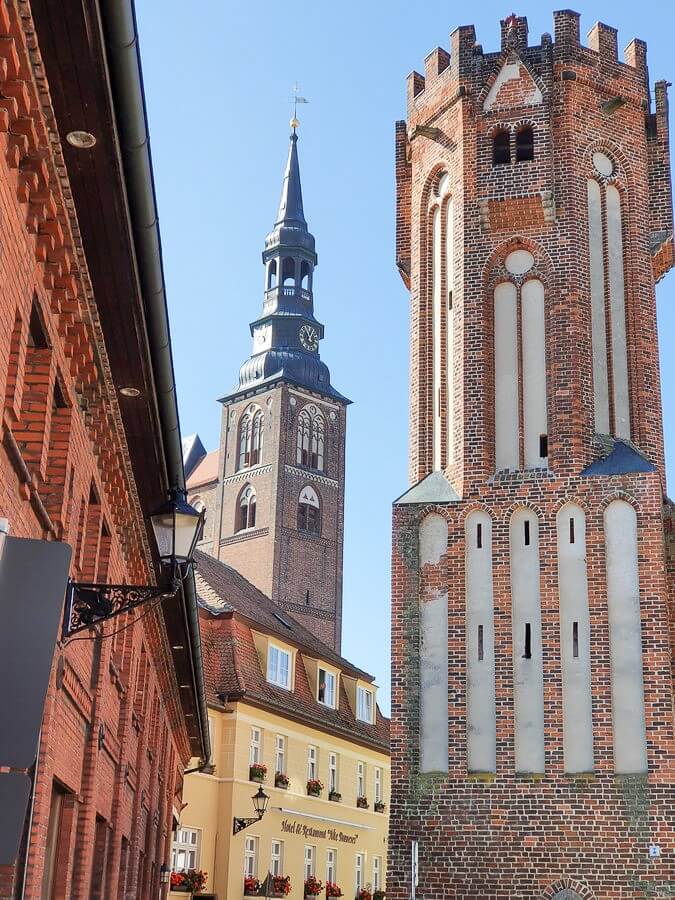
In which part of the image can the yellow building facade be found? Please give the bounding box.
[169,551,389,900]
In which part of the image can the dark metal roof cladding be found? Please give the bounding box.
[225,129,350,405]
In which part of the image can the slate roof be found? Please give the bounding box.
[194,550,389,753]
[581,437,656,477]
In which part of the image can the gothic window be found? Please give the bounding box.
[515,125,534,162]
[427,171,454,471]
[494,253,547,472]
[237,485,257,532]
[296,405,325,471]
[297,485,320,535]
[587,154,629,438]
[297,409,311,466]
[492,129,511,165]
[238,406,263,470]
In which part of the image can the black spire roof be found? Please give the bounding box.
[222,126,349,405]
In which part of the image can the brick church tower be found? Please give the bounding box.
[201,125,349,651]
[389,11,675,898]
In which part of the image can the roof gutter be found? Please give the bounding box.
[96,0,210,763]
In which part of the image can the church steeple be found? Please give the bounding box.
[233,124,348,404]
[275,128,306,228]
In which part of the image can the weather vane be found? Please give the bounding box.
[291,82,309,130]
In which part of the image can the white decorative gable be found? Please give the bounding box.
[483,54,543,111]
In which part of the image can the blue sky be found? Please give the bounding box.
[136,1,675,714]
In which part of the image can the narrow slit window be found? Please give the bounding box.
[569,517,575,544]
[539,434,548,458]
[448,290,453,310]
[305,590,310,605]
[524,519,530,546]
[478,624,484,661]
[523,622,532,659]
[476,522,482,549]
[573,621,579,658]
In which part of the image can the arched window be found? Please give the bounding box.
[238,406,263,470]
[310,414,325,470]
[296,409,311,466]
[268,260,277,289]
[282,257,295,286]
[493,129,510,165]
[300,260,310,290]
[237,485,256,532]
[297,486,320,535]
[296,406,325,471]
[515,125,534,162]
[251,409,263,466]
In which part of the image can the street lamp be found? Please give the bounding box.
[159,863,170,885]
[233,785,270,834]
[62,488,205,639]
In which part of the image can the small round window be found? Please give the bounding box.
[504,249,534,275]
[592,151,614,177]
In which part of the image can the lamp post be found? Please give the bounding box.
[233,785,270,834]
[62,488,204,639]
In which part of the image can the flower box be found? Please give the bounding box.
[357,890,372,900]
[374,800,386,813]
[249,763,267,783]
[171,869,208,893]
[356,796,369,809]
[328,790,342,802]
[270,874,291,896]
[373,891,386,900]
[244,876,260,896]
[275,772,289,789]
[326,883,344,897]
[306,778,324,797]
[304,875,323,896]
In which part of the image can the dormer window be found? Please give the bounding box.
[318,668,335,707]
[267,644,291,689]
[356,686,374,724]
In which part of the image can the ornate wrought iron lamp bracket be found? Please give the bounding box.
[232,814,263,835]
[62,578,177,640]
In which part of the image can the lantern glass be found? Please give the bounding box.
[159,863,170,884]
[150,494,204,567]
[252,785,269,818]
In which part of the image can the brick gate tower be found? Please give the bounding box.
[201,124,349,651]
[389,11,675,898]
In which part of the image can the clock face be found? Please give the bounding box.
[254,326,269,349]
[299,324,319,351]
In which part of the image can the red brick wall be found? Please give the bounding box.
[389,12,675,898]
[214,383,346,651]
[0,3,191,897]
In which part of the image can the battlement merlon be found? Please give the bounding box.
[648,80,674,282]
[406,10,655,118]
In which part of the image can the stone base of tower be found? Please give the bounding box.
[388,468,675,899]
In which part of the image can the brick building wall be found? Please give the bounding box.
[206,382,347,650]
[0,2,197,897]
[389,11,675,899]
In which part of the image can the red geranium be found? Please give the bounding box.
[326,882,343,897]
[304,874,323,895]
[272,874,292,895]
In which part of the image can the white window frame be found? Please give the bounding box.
[307,745,317,781]
[357,760,366,798]
[249,727,262,765]
[304,844,316,879]
[355,852,364,893]
[244,835,258,878]
[318,667,336,708]
[270,839,283,877]
[172,826,201,872]
[374,766,382,803]
[326,847,337,884]
[275,734,286,775]
[328,752,338,793]
[356,686,374,723]
[373,855,381,890]
[267,644,291,689]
